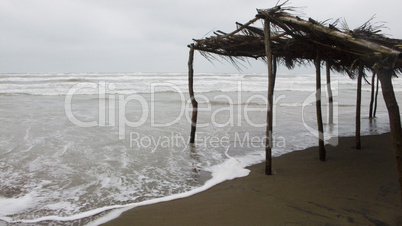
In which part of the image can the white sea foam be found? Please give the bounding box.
[0,193,35,216]
[88,150,265,226]
[0,148,265,225]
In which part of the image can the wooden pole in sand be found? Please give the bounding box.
[188,45,198,144]
[373,76,379,118]
[376,67,402,206]
[355,63,363,149]
[264,19,275,175]
[326,61,334,125]
[369,72,376,119]
[315,52,326,161]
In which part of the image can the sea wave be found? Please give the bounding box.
[0,72,401,95]
[0,149,266,225]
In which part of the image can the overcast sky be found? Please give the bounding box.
[1,0,401,74]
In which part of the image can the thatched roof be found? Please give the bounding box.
[190,3,402,77]
[187,3,402,197]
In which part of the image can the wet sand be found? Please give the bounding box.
[103,133,402,225]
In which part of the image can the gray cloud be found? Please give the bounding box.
[0,0,401,73]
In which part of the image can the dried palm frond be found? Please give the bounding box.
[189,3,402,75]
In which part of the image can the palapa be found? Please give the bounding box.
[187,3,402,205]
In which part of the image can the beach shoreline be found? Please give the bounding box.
[102,133,402,225]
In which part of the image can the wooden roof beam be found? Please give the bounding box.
[256,9,402,66]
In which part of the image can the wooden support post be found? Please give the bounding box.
[326,61,334,125]
[369,72,376,119]
[264,19,275,175]
[188,45,198,144]
[376,67,402,206]
[356,64,363,150]
[273,56,277,85]
[315,52,326,161]
[373,76,379,118]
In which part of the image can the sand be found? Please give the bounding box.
[103,133,402,225]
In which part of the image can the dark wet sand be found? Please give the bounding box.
[104,133,402,225]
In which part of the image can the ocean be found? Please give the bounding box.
[0,72,400,225]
